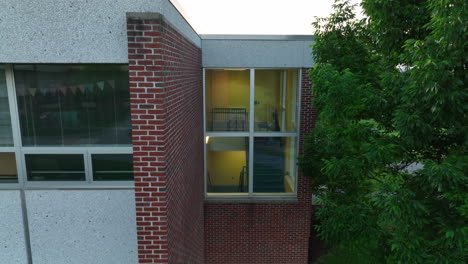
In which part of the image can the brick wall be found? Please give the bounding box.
[127,15,204,264]
[204,68,315,264]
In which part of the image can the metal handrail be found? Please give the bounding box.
[238,165,248,192]
[210,107,247,131]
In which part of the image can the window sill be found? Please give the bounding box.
[205,194,298,204]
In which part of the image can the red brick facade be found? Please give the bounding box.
[203,69,314,264]
[127,16,204,264]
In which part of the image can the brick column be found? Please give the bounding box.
[127,15,204,264]
[128,17,169,264]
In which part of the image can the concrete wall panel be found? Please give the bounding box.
[0,190,28,264]
[0,0,200,63]
[26,190,138,264]
[202,38,314,68]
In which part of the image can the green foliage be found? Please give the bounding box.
[301,0,467,263]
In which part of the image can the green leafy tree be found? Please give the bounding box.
[301,0,467,263]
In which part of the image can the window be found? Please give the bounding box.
[205,69,300,197]
[0,64,133,187]
[92,154,134,181]
[0,153,18,183]
[14,65,131,146]
[25,154,86,181]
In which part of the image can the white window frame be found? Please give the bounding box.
[0,64,134,190]
[203,68,302,200]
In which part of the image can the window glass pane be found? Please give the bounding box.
[14,65,131,146]
[206,137,249,193]
[253,137,296,193]
[0,66,14,146]
[254,69,298,132]
[0,153,18,183]
[25,154,85,181]
[92,154,134,181]
[206,69,250,132]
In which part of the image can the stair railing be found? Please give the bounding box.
[238,165,248,192]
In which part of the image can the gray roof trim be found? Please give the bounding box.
[200,35,314,41]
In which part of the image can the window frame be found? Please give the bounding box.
[0,64,134,190]
[203,68,302,200]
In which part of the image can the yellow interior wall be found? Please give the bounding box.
[285,69,297,131]
[254,70,281,123]
[283,137,295,193]
[206,70,250,111]
[207,150,246,186]
[285,178,294,193]
[0,153,17,175]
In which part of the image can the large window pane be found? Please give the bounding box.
[206,137,249,193]
[0,66,13,146]
[25,154,85,181]
[253,137,296,193]
[206,69,250,132]
[254,69,298,132]
[92,154,134,181]
[14,65,131,146]
[0,153,18,183]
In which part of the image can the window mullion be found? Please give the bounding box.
[248,69,254,195]
[5,64,26,186]
[203,68,207,195]
[85,151,93,184]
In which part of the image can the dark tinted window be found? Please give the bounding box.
[14,65,131,146]
[25,154,85,181]
[92,154,133,181]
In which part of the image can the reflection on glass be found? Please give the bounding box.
[253,137,296,193]
[92,154,134,181]
[0,153,18,183]
[206,137,249,193]
[0,66,13,146]
[205,69,250,132]
[14,65,131,146]
[25,154,85,181]
[254,69,298,132]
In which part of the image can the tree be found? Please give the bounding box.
[300,0,467,263]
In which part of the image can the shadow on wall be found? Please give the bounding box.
[309,205,330,264]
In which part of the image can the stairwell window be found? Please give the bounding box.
[204,69,300,198]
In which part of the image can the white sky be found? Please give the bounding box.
[172,0,362,35]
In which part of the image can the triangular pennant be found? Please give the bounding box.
[97,81,105,91]
[59,86,67,95]
[86,83,94,92]
[16,85,25,96]
[28,88,37,96]
[108,80,115,89]
[49,87,57,95]
[78,84,86,93]
[39,87,48,96]
[70,86,77,95]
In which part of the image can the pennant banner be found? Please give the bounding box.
[97,81,105,91]
[39,87,48,96]
[49,87,57,95]
[59,86,67,96]
[86,83,94,93]
[78,84,86,94]
[108,80,115,89]
[28,88,37,97]
[16,85,25,96]
[70,86,77,95]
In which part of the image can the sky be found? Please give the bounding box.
[172,0,362,35]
